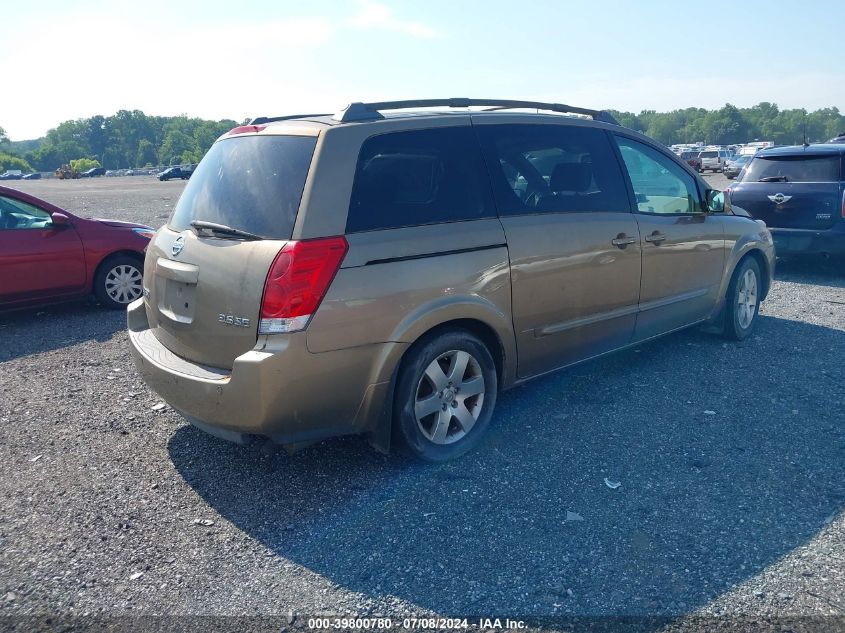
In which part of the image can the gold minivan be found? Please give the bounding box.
[128,99,775,462]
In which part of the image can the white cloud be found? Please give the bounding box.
[1,5,447,139]
[1,15,340,139]
[348,1,440,38]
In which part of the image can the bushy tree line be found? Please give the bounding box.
[1,112,239,172]
[0,126,34,172]
[69,158,102,173]
[609,103,845,146]
[0,153,33,173]
[3,103,844,173]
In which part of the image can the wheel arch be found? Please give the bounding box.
[364,315,515,455]
[402,318,508,390]
[385,295,518,388]
[90,250,145,293]
[728,248,770,301]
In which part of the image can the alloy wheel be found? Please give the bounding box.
[414,350,485,445]
[736,268,758,329]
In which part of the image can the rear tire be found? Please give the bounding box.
[94,255,144,310]
[394,330,498,462]
[723,257,761,341]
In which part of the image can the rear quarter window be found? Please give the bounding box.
[346,126,495,233]
[741,155,842,183]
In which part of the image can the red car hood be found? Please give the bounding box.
[89,218,153,230]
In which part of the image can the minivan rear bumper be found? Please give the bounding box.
[770,225,845,256]
[127,298,399,445]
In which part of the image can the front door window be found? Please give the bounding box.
[615,138,700,215]
[0,196,53,230]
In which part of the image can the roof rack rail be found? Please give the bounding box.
[333,99,620,125]
[249,113,331,125]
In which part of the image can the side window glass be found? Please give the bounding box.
[615,137,699,215]
[346,126,495,233]
[476,124,630,215]
[0,196,52,230]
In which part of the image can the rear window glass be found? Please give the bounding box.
[346,127,495,233]
[699,151,718,158]
[169,135,317,239]
[475,124,630,215]
[740,155,842,183]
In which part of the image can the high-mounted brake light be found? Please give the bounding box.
[228,124,267,136]
[258,237,348,334]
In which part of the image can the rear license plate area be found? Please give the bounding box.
[156,277,197,323]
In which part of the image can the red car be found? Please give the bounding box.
[680,150,702,172]
[0,185,153,311]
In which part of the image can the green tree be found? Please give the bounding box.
[608,110,641,132]
[607,102,845,146]
[135,139,158,167]
[0,152,33,173]
[69,158,101,172]
[55,140,87,165]
[26,145,62,171]
[87,115,109,165]
[159,129,197,165]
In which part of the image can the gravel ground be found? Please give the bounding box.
[1,176,843,630]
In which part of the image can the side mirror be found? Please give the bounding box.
[705,190,725,213]
[50,212,71,227]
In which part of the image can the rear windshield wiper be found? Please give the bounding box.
[190,220,263,241]
[758,176,788,182]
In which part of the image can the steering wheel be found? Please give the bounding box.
[523,181,550,209]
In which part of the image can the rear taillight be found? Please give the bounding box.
[258,236,348,334]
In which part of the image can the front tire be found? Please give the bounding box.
[94,255,144,309]
[394,330,498,462]
[723,257,761,341]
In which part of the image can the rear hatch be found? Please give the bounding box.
[699,150,719,167]
[144,132,318,369]
[729,153,843,230]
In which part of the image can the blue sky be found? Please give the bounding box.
[3,0,843,140]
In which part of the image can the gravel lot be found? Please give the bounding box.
[1,176,843,629]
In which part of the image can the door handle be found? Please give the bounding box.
[611,235,637,248]
[644,232,667,244]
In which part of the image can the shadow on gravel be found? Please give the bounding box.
[0,301,125,361]
[169,315,845,619]
[775,256,845,289]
